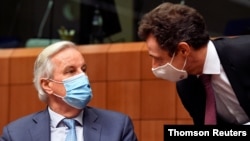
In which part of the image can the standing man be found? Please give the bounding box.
[0,41,138,141]
[138,2,250,125]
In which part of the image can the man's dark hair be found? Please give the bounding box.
[138,2,210,56]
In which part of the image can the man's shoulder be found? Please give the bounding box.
[5,110,47,128]
[85,106,129,118]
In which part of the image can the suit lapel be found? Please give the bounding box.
[29,109,51,141]
[26,107,103,141]
[83,107,102,141]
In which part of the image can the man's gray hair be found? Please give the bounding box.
[33,41,76,102]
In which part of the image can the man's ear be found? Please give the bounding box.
[177,42,190,57]
[41,79,53,95]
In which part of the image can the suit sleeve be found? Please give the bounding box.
[121,115,138,141]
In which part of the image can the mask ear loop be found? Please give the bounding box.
[170,52,187,70]
[40,78,65,98]
[169,52,175,64]
[181,57,187,70]
[53,93,64,98]
[48,79,63,84]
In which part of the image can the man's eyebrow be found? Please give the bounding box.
[149,53,154,57]
[63,65,74,71]
[149,53,160,59]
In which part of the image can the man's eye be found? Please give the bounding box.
[66,69,75,73]
[81,67,87,72]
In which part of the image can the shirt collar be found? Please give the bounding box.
[202,40,220,74]
[48,107,84,128]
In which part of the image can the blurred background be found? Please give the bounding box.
[0,0,249,48]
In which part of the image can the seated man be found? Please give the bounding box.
[0,41,138,141]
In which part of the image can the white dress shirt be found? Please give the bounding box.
[48,107,84,141]
[202,40,249,124]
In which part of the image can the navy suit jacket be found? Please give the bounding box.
[0,106,138,141]
[176,35,250,125]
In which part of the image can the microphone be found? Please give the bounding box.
[25,0,61,47]
[37,0,54,38]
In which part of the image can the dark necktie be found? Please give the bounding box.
[63,118,77,141]
[199,74,217,125]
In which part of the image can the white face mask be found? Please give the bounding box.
[152,53,187,82]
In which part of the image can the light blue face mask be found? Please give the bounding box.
[50,73,93,109]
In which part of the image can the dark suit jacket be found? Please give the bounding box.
[0,106,138,141]
[176,35,250,125]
